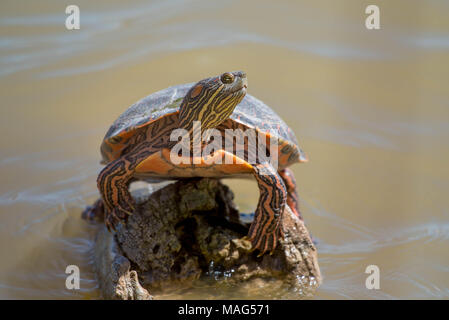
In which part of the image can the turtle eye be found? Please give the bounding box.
[220,72,234,84]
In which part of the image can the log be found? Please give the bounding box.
[92,178,321,299]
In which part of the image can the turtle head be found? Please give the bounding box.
[179,71,247,132]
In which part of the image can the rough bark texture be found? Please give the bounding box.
[92,178,321,300]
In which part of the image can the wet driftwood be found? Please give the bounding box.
[92,178,321,300]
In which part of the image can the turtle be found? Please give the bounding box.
[83,71,308,255]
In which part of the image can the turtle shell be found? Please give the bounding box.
[101,83,307,165]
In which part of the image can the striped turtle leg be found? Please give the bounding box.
[248,162,287,255]
[97,141,159,231]
[279,168,303,220]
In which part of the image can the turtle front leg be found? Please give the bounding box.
[279,168,303,220]
[97,141,160,230]
[97,156,136,231]
[248,162,287,255]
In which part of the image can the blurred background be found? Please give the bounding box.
[0,0,448,299]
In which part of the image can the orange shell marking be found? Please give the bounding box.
[135,148,253,176]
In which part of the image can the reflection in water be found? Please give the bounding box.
[0,0,448,299]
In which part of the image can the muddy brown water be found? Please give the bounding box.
[0,0,448,299]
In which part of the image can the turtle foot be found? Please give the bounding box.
[104,196,135,232]
[248,224,284,256]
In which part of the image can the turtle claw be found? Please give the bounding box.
[105,204,133,232]
[105,220,115,232]
[117,198,135,217]
[105,211,117,232]
[241,235,275,256]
